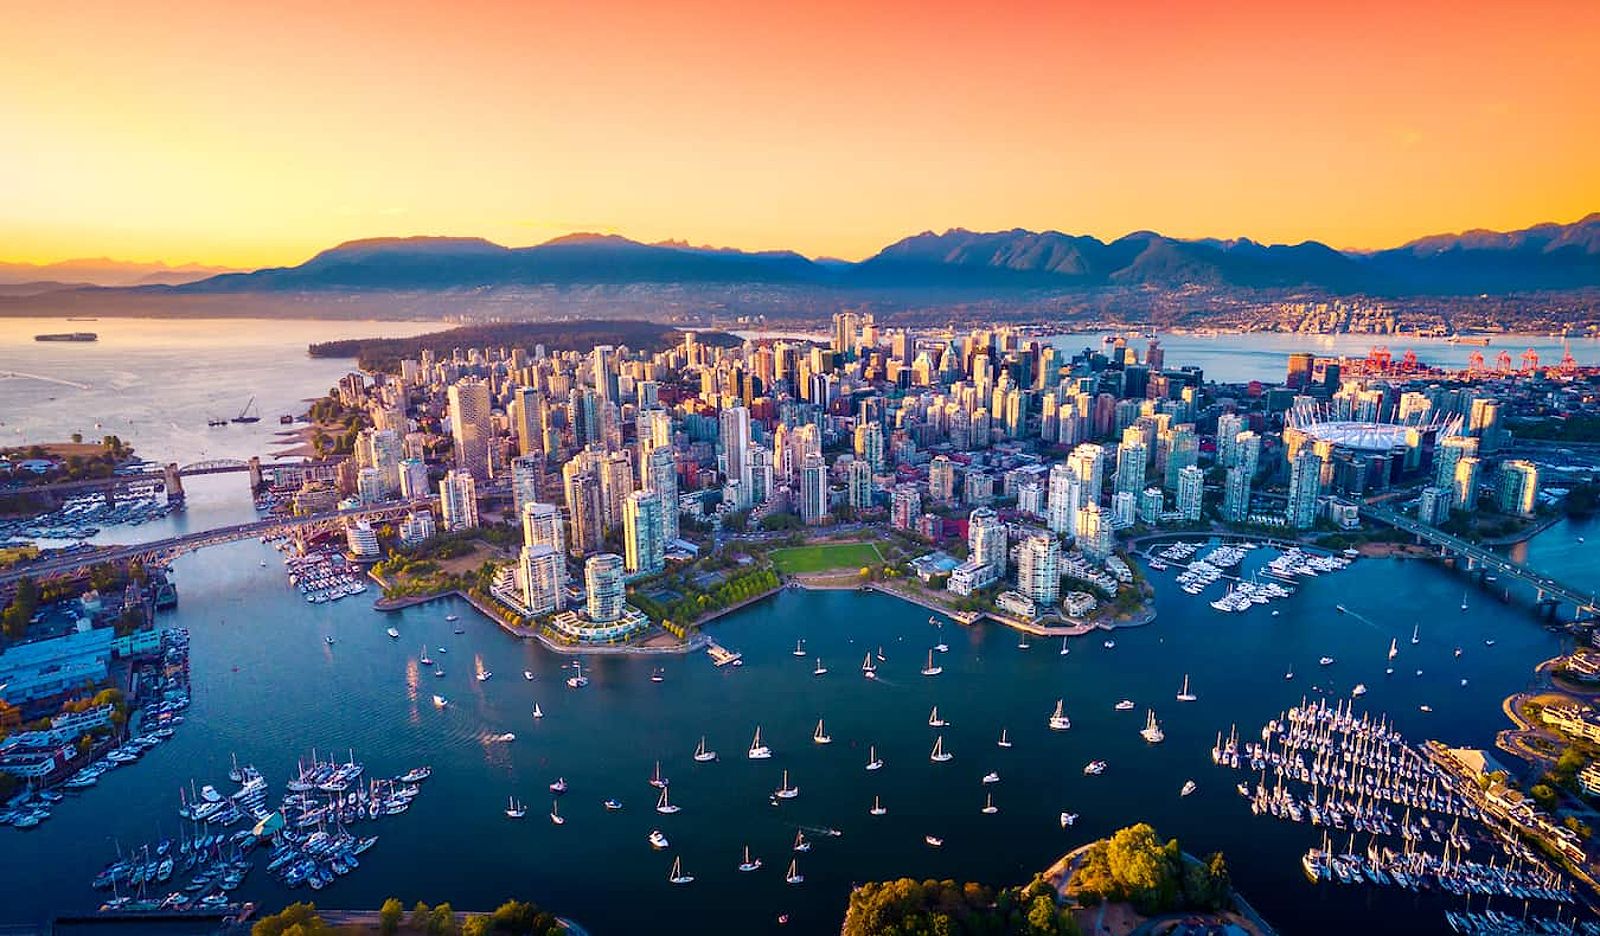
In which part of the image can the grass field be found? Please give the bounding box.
[769,541,883,574]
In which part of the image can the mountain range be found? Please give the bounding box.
[0,258,236,289]
[7,215,1599,307]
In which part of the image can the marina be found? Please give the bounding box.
[0,520,1595,934]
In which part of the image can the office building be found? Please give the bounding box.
[720,404,752,508]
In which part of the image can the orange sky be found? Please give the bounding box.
[3,0,1597,267]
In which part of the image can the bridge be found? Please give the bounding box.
[1,456,347,505]
[1360,502,1599,619]
[0,500,432,586]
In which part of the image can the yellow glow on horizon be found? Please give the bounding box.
[3,0,1598,268]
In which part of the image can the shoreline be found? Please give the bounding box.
[789,577,1156,637]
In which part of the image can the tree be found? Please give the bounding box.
[462,916,491,936]
[409,901,433,930]
[379,897,404,934]
[251,903,330,936]
[428,902,457,935]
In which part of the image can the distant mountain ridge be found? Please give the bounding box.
[0,257,237,287]
[30,213,1600,297]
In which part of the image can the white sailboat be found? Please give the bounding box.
[1176,674,1197,702]
[738,845,762,872]
[785,858,804,884]
[748,726,772,759]
[813,658,828,676]
[1140,709,1165,743]
[532,703,544,719]
[981,792,998,815]
[1460,592,1468,612]
[649,761,669,789]
[774,769,799,799]
[930,735,952,763]
[1411,623,1420,645]
[997,728,1012,748]
[655,787,681,814]
[792,830,811,852]
[861,652,877,679]
[869,794,887,816]
[1388,637,1399,660]
[565,661,588,689]
[1059,637,1069,656]
[668,856,693,885]
[1048,699,1070,731]
[549,800,564,825]
[812,718,832,745]
[505,796,526,818]
[693,736,717,762]
[920,649,943,677]
[928,705,948,727]
[420,645,433,666]
[865,745,884,770]
[793,638,807,657]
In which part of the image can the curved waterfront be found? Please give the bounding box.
[1,524,1589,934]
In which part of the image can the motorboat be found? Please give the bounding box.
[982,771,1000,784]
[650,668,664,683]
[446,614,459,622]
[1180,780,1197,797]
[1060,812,1079,827]
[1351,683,1367,697]
[1103,639,1116,649]
[386,628,401,639]
[693,736,717,762]
[648,830,670,849]
[924,835,944,847]
[1048,699,1070,731]
[748,727,772,759]
[432,695,448,708]
[476,670,493,682]
[523,671,535,680]
[1114,699,1135,711]
[1083,760,1106,776]
[549,777,568,795]
[325,635,335,646]
[1318,656,1334,666]
[604,798,623,811]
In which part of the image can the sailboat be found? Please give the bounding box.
[784,858,804,885]
[748,727,772,759]
[861,652,877,679]
[549,800,564,825]
[693,736,717,762]
[1388,638,1399,660]
[792,639,807,657]
[1048,699,1070,731]
[981,792,998,815]
[813,658,828,676]
[1017,632,1030,649]
[1284,664,1294,681]
[655,787,681,814]
[920,649,943,677]
[812,718,832,745]
[532,703,544,719]
[432,694,448,708]
[419,646,433,666]
[865,745,884,770]
[876,646,886,662]
[1460,592,1468,612]
[1176,674,1197,702]
[997,728,1012,748]
[505,796,526,818]
[565,661,588,689]
[934,623,949,653]
[793,830,811,852]
[1140,709,1165,743]
[930,735,952,763]
[668,856,693,885]
[738,845,762,872]
[1411,623,1420,645]
[928,705,948,727]
[1059,637,1069,656]
[649,761,669,789]
[774,769,799,799]
[869,794,887,816]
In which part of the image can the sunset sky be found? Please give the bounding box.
[3,0,1597,268]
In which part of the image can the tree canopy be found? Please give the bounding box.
[842,876,1077,936]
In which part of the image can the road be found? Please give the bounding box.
[0,500,432,585]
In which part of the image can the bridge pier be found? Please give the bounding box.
[164,463,185,506]
[248,456,263,492]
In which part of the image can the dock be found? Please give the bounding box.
[706,641,743,667]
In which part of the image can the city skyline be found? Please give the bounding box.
[5,0,1599,267]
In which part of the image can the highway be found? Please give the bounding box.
[0,500,431,586]
[1360,502,1599,616]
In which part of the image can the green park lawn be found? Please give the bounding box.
[770,541,884,574]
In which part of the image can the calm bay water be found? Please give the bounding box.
[0,529,1588,934]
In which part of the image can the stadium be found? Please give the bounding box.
[1282,402,1464,491]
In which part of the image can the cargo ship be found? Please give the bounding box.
[34,332,99,342]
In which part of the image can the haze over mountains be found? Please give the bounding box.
[164,214,1600,295]
[0,258,236,290]
[3,215,1597,317]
